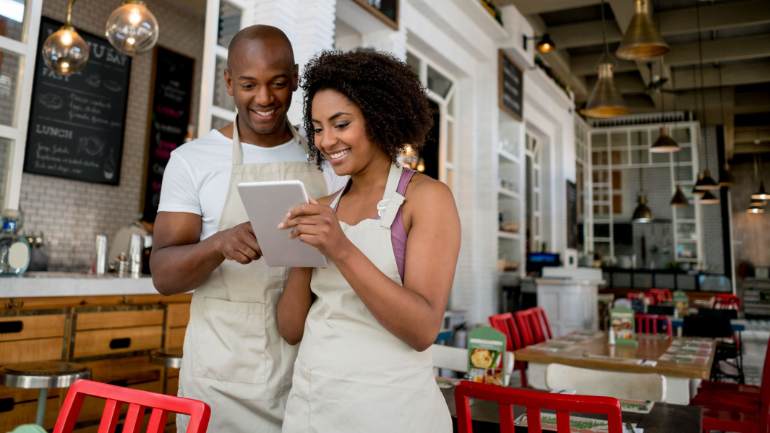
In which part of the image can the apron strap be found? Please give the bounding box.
[377,164,405,228]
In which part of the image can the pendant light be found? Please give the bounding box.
[582,0,628,118]
[692,173,705,197]
[693,1,720,198]
[650,61,680,153]
[105,0,159,56]
[632,133,653,223]
[670,186,689,207]
[41,0,89,76]
[747,204,765,214]
[752,156,770,200]
[700,190,719,205]
[715,65,734,187]
[616,0,670,60]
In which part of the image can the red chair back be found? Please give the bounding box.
[454,381,623,433]
[713,294,741,310]
[515,308,551,346]
[489,313,523,351]
[647,288,672,304]
[635,313,672,337]
[53,379,210,433]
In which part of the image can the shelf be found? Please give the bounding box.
[498,187,519,199]
[498,231,521,240]
[498,149,520,164]
[455,0,509,42]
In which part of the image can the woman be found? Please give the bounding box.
[276,50,460,433]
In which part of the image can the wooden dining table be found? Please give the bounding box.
[441,385,703,433]
[513,331,716,404]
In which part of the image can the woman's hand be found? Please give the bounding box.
[278,199,352,262]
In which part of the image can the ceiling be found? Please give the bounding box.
[494,0,770,157]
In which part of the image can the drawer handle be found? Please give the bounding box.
[0,321,23,334]
[0,397,14,413]
[109,337,132,349]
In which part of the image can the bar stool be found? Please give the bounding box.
[150,349,182,394]
[1,361,91,427]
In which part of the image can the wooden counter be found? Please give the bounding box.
[0,282,191,433]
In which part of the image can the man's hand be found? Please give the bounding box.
[214,222,262,264]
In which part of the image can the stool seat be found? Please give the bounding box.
[1,361,91,389]
[150,349,182,369]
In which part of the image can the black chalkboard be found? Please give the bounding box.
[141,47,194,223]
[498,49,523,121]
[567,180,578,249]
[24,17,131,184]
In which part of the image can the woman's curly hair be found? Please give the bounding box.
[301,50,433,167]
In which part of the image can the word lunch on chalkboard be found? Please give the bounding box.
[498,49,523,121]
[141,47,194,223]
[24,17,131,185]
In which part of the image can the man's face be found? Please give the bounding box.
[225,39,298,137]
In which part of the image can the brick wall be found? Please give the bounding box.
[18,0,204,271]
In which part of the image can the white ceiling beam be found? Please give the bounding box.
[549,0,770,50]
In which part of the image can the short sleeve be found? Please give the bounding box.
[157,152,201,215]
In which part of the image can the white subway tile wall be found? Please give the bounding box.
[19,0,203,271]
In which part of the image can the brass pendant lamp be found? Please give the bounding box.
[582,0,628,118]
[41,0,89,76]
[616,0,670,60]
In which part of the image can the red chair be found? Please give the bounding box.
[691,337,770,433]
[713,293,741,310]
[647,288,672,304]
[514,307,552,346]
[489,313,529,387]
[634,313,672,337]
[53,379,210,433]
[454,380,623,433]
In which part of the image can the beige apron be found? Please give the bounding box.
[282,164,452,433]
[178,121,327,433]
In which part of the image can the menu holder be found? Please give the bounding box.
[610,306,638,347]
[498,49,523,121]
[467,326,506,385]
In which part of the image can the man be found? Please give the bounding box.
[151,25,341,433]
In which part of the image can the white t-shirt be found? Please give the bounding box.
[158,129,345,240]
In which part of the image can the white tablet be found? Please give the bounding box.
[237,180,328,268]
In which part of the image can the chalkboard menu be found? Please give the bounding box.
[498,49,523,121]
[142,47,194,222]
[567,180,578,249]
[24,17,131,184]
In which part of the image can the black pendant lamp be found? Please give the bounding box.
[752,181,770,201]
[697,169,720,191]
[747,203,766,214]
[632,136,653,223]
[670,186,689,207]
[651,127,680,153]
[582,0,628,118]
[700,190,719,205]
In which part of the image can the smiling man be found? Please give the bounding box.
[150,25,342,433]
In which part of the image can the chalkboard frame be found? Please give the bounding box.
[140,46,195,223]
[352,0,399,30]
[567,179,578,249]
[24,16,132,185]
[498,49,523,121]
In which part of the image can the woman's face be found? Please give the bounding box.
[311,89,386,176]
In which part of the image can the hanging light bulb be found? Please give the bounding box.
[670,185,688,207]
[105,0,159,56]
[616,0,669,60]
[651,127,680,153]
[699,190,719,205]
[42,0,89,76]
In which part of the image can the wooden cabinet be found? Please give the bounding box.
[0,294,190,431]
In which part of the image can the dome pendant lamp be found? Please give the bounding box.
[616,0,669,60]
[105,0,159,56]
[41,0,90,76]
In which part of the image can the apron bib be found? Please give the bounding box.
[282,164,451,433]
[178,121,327,433]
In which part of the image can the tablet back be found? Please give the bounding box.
[237,180,328,268]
